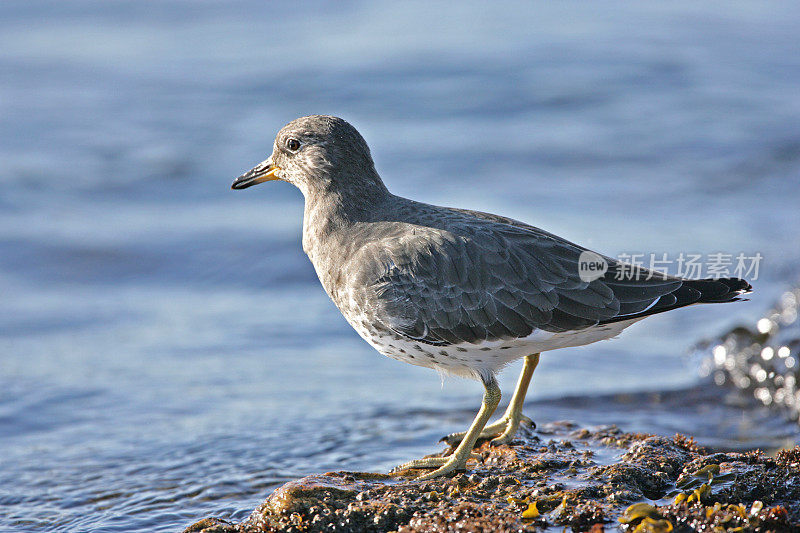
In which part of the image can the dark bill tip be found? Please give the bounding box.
[231,164,279,190]
[231,174,257,190]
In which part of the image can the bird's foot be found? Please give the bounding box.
[441,413,534,447]
[393,452,482,481]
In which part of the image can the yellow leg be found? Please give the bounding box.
[395,376,501,480]
[442,353,540,446]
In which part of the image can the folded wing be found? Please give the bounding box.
[356,207,743,347]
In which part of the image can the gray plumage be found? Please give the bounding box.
[232,115,751,380]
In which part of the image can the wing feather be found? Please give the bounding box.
[352,205,694,346]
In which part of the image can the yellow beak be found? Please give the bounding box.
[231,162,282,190]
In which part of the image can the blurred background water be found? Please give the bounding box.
[2,1,800,531]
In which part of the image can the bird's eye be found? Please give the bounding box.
[286,138,301,151]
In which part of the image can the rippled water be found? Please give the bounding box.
[2,2,800,532]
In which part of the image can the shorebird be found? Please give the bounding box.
[231,115,752,480]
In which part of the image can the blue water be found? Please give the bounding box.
[2,1,800,531]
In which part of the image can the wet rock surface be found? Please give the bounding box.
[183,423,799,532]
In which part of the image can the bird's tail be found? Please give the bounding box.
[681,277,753,303]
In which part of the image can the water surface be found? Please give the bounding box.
[2,2,800,531]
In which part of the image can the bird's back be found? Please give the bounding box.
[314,196,750,357]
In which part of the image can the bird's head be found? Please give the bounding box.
[231,115,386,203]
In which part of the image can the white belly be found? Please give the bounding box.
[349,316,644,381]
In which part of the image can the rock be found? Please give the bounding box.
[183,423,798,532]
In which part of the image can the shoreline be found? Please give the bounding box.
[184,422,798,532]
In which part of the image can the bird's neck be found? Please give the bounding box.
[300,176,390,257]
[299,180,390,303]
